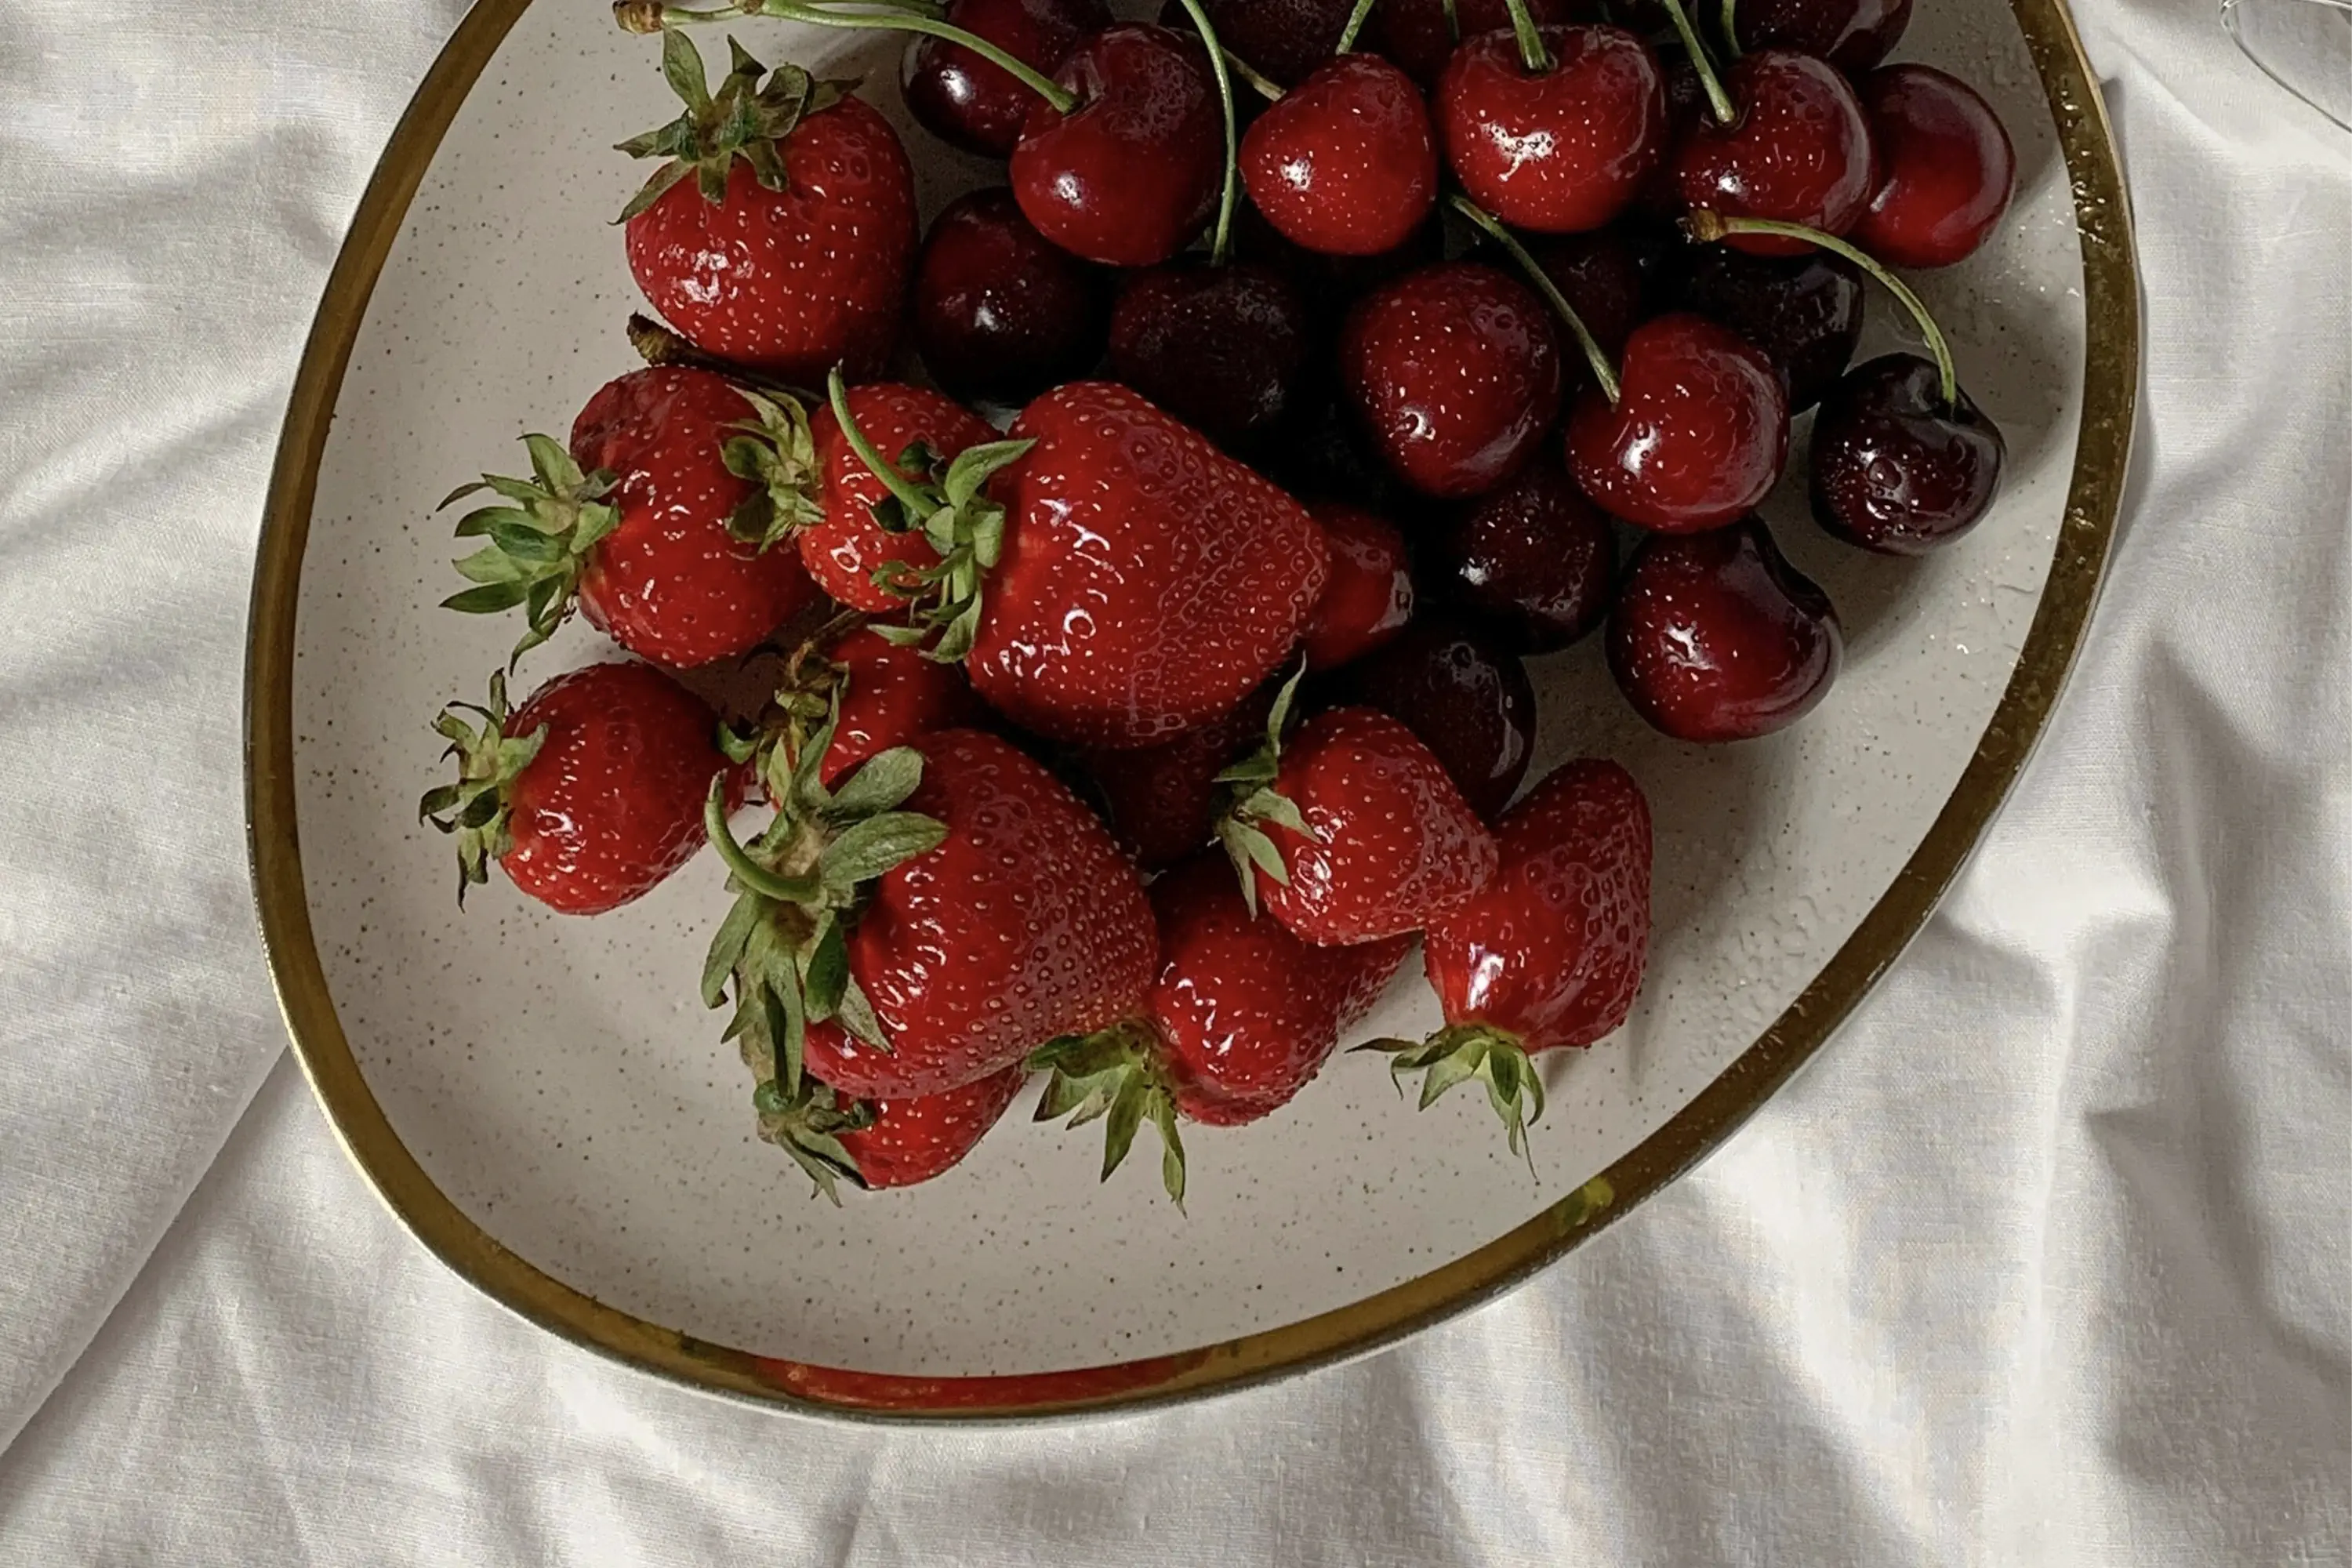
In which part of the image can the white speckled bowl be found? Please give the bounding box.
[246,0,2136,1417]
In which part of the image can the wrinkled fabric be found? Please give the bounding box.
[0,0,2346,1561]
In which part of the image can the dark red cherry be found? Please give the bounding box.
[1340,261,1564,499]
[1243,54,1439,257]
[1632,51,1708,223]
[1565,311,1788,532]
[913,188,1111,405]
[1012,24,1222,267]
[1372,0,1598,86]
[1432,453,1616,652]
[1333,616,1536,820]
[1157,0,1356,87]
[1524,225,1671,361]
[1676,50,1878,258]
[1852,64,2016,269]
[1107,260,1315,455]
[1263,386,1417,515]
[1608,517,1842,742]
[1301,502,1417,670]
[1810,353,2005,554]
[902,0,1111,158]
[1437,25,1668,234]
[1668,241,1864,411]
[1733,0,1912,72]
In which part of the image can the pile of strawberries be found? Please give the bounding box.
[422,0,2016,1201]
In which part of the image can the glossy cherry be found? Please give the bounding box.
[1810,354,2005,554]
[1732,0,1913,72]
[1160,0,1356,86]
[1608,517,1842,742]
[1107,260,1315,455]
[1432,453,1616,653]
[1340,261,1564,499]
[1012,24,1223,267]
[1523,225,1669,361]
[1676,50,1878,258]
[1301,503,1416,670]
[1241,54,1439,257]
[1668,241,1865,411]
[1565,311,1788,532]
[1852,64,2017,269]
[912,188,1110,405]
[1437,25,1668,234]
[1331,615,1536,821]
[902,0,1110,157]
[1371,0,1597,85]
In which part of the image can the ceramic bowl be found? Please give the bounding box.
[248,0,2136,1417]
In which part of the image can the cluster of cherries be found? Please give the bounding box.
[656,0,2022,747]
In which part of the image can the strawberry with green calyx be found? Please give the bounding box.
[1210,661,1313,915]
[421,661,741,913]
[714,384,827,553]
[816,368,1033,657]
[1030,854,1413,1207]
[728,617,982,793]
[749,1060,1031,1201]
[438,436,620,667]
[617,32,916,385]
[1361,758,1652,1163]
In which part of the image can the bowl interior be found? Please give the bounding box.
[286,0,2091,1386]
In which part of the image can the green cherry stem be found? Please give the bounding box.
[1172,0,1243,265]
[1717,0,1741,59]
[1221,45,1283,103]
[1500,0,1555,73]
[704,776,823,904]
[1686,210,1960,408]
[1450,193,1621,405]
[1336,0,1380,53]
[1655,0,1737,125]
[826,367,935,519]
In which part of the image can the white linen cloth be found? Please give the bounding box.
[0,0,2345,1559]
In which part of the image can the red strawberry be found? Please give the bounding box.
[616,35,916,386]
[801,383,1000,613]
[1240,54,1439,259]
[1080,681,1276,870]
[759,624,984,790]
[1369,758,1651,1156]
[750,1062,1029,1198]
[958,383,1330,748]
[706,726,1156,1106]
[440,369,822,670]
[1030,853,1413,1203]
[1300,501,1416,671]
[1221,703,1498,944]
[420,662,740,914]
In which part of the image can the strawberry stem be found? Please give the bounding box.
[1685,209,1961,409]
[704,777,824,904]
[1656,0,1737,125]
[1336,0,1380,53]
[1171,0,1242,266]
[1500,0,1553,73]
[1449,194,1621,405]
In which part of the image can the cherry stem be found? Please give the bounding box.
[1686,211,1961,408]
[1221,45,1283,103]
[1337,0,1380,53]
[1655,0,1737,124]
[1449,194,1620,405]
[1172,0,1242,266]
[1717,0,1740,60]
[653,0,1079,114]
[706,778,822,904]
[1500,0,1554,73]
[826,366,937,519]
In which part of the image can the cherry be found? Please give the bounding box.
[1159,0,1356,87]
[1668,241,1864,411]
[1523,225,1671,361]
[1432,453,1616,652]
[1235,201,1445,337]
[1436,24,1668,234]
[1810,354,2005,554]
[1242,53,1439,257]
[1339,261,1564,499]
[1331,615,1537,821]
[1676,50,1878,258]
[1731,0,1912,73]
[1564,311,1788,532]
[912,188,1110,405]
[1371,0,1597,86]
[1632,50,1709,223]
[1012,24,1225,267]
[902,0,1110,157]
[1263,387,1416,515]
[1301,502,1417,670]
[1107,260,1314,454]
[1608,517,1842,742]
[1851,64,2017,269]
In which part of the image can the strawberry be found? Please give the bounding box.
[1220,702,1498,944]
[1030,853,1412,1203]
[616,34,916,386]
[419,662,739,914]
[1367,759,1651,1156]
[752,1062,1029,1198]
[1080,681,1276,869]
[1299,501,1416,671]
[958,383,1330,748]
[798,626,983,789]
[706,725,1156,1106]
[439,368,822,669]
